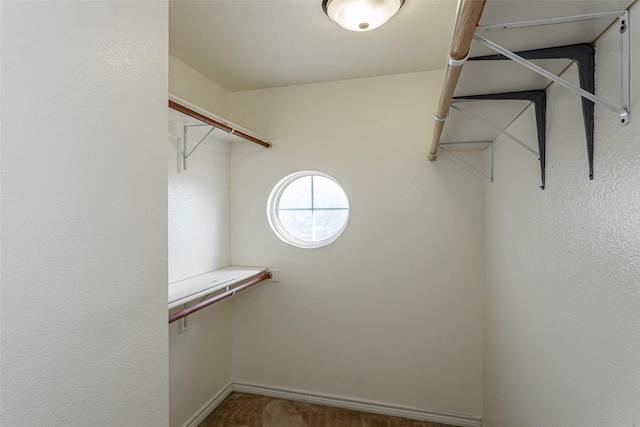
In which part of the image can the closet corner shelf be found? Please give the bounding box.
[168,266,271,323]
[168,94,272,171]
[429,0,632,188]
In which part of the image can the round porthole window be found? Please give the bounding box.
[267,171,350,248]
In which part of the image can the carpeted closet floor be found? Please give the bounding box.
[199,392,458,427]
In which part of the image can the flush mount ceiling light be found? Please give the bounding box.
[322,0,405,32]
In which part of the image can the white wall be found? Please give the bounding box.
[229,71,485,418]
[169,55,231,118]
[483,4,640,426]
[168,124,231,282]
[167,119,234,427]
[0,2,169,426]
[169,298,233,427]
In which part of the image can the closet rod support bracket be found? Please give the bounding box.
[620,11,630,124]
[179,305,189,332]
[620,110,630,125]
[448,52,469,67]
[182,124,217,171]
[473,9,631,126]
[438,141,495,183]
[473,34,628,122]
[449,103,539,157]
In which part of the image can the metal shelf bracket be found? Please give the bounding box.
[182,124,216,171]
[473,10,630,127]
[453,90,547,188]
[439,141,495,183]
[471,44,594,180]
[472,10,630,181]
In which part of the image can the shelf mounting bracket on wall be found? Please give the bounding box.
[182,124,215,171]
[470,44,594,180]
[473,10,630,127]
[439,140,495,183]
[452,90,547,188]
[169,98,271,171]
[442,98,542,187]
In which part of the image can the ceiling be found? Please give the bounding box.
[169,0,459,92]
[170,0,634,93]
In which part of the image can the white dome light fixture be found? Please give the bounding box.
[322,0,405,32]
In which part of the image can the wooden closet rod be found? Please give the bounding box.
[169,99,272,149]
[428,0,486,161]
[169,271,272,323]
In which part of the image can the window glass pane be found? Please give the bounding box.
[278,210,314,241]
[311,209,349,241]
[278,176,312,209]
[267,171,349,248]
[312,176,349,208]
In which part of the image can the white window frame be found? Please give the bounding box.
[266,171,350,249]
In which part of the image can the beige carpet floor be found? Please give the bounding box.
[199,392,459,427]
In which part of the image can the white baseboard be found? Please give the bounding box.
[181,381,233,427]
[232,381,483,427]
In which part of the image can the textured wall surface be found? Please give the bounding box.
[0,2,169,425]
[167,119,234,427]
[168,122,231,283]
[483,4,640,426]
[228,71,485,417]
[169,55,231,118]
[169,298,233,427]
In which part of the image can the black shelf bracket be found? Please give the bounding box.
[453,90,547,189]
[471,43,595,180]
